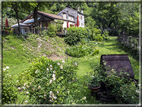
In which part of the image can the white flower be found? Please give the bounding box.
[49,99,53,102]
[50,65,52,68]
[38,86,41,89]
[53,96,57,99]
[83,96,86,100]
[6,66,9,69]
[39,95,42,97]
[49,79,52,84]
[62,60,65,63]
[35,69,38,74]
[44,94,46,97]
[16,80,19,82]
[3,68,6,71]
[24,83,26,86]
[25,100,28,103]
[74,62,77,66]
[92,76,94,78]
[50,68,52,70]
[49,91,53,95]
[57,62,60,65]
[138,84,141,87]
[57,91,59,94]
[60,65,63,69]
[53,71,55,74]
[23,86,26,90]
[52,74,56,81]
[95,42,98,44]
[104,62,106,65]
[136,90,140,93]
[47,68,49,71]
[18,87,21,90]
[26,92,29,94]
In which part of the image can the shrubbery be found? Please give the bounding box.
[47,24,57,37]
[16,57,87,104]
[64,27,88,45]
[65,44,99,57]
[3,67,18,104]
[90,28,101,40]
[102,30,109,40]
[88,65,139,104]
[94,34,103,41]
[56,20,63,32]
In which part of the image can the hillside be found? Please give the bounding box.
[3,34,70,76]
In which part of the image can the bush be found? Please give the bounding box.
[40,30,48,37]
[90,28,101,40]
[94,35,103,41]
[89,65,139,104]
[47,24,56,37]
[64,27,88,45]
[16,57,87,104]
[56,20,63,32]
[2,67,18,104]
[102,30,109,40]
[92,50,99,56]
[65,44,94,57]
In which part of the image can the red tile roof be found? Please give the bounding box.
[38,11,75,22]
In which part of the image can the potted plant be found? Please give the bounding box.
[88,76,101,92]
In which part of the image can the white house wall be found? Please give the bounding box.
[78,14,85,28]
[63,21,67,28]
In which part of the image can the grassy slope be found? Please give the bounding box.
[2,34,139,104]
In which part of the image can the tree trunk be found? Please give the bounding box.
[34,4,38,34]
[14,3,20,35]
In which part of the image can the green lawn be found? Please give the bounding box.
[3,35,139,104]
[75,37,139,79]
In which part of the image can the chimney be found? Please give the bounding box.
[81,9,83,14]
[77,5,79,12]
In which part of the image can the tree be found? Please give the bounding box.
[92,3,121,35]
[2,2,38,35]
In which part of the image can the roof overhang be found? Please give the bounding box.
[11,23,30,28]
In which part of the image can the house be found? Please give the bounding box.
[11,5,85,35]
[57,5,85,28]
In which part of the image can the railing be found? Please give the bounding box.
[27,27,48,34]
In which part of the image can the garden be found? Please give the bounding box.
[2,26,140,105]
[2,2,140,106]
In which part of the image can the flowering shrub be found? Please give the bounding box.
[65,44,96,57]
[16,56,87,104]
[89,64,139,104]
[104,68,139,104]
[2,66,18,104]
